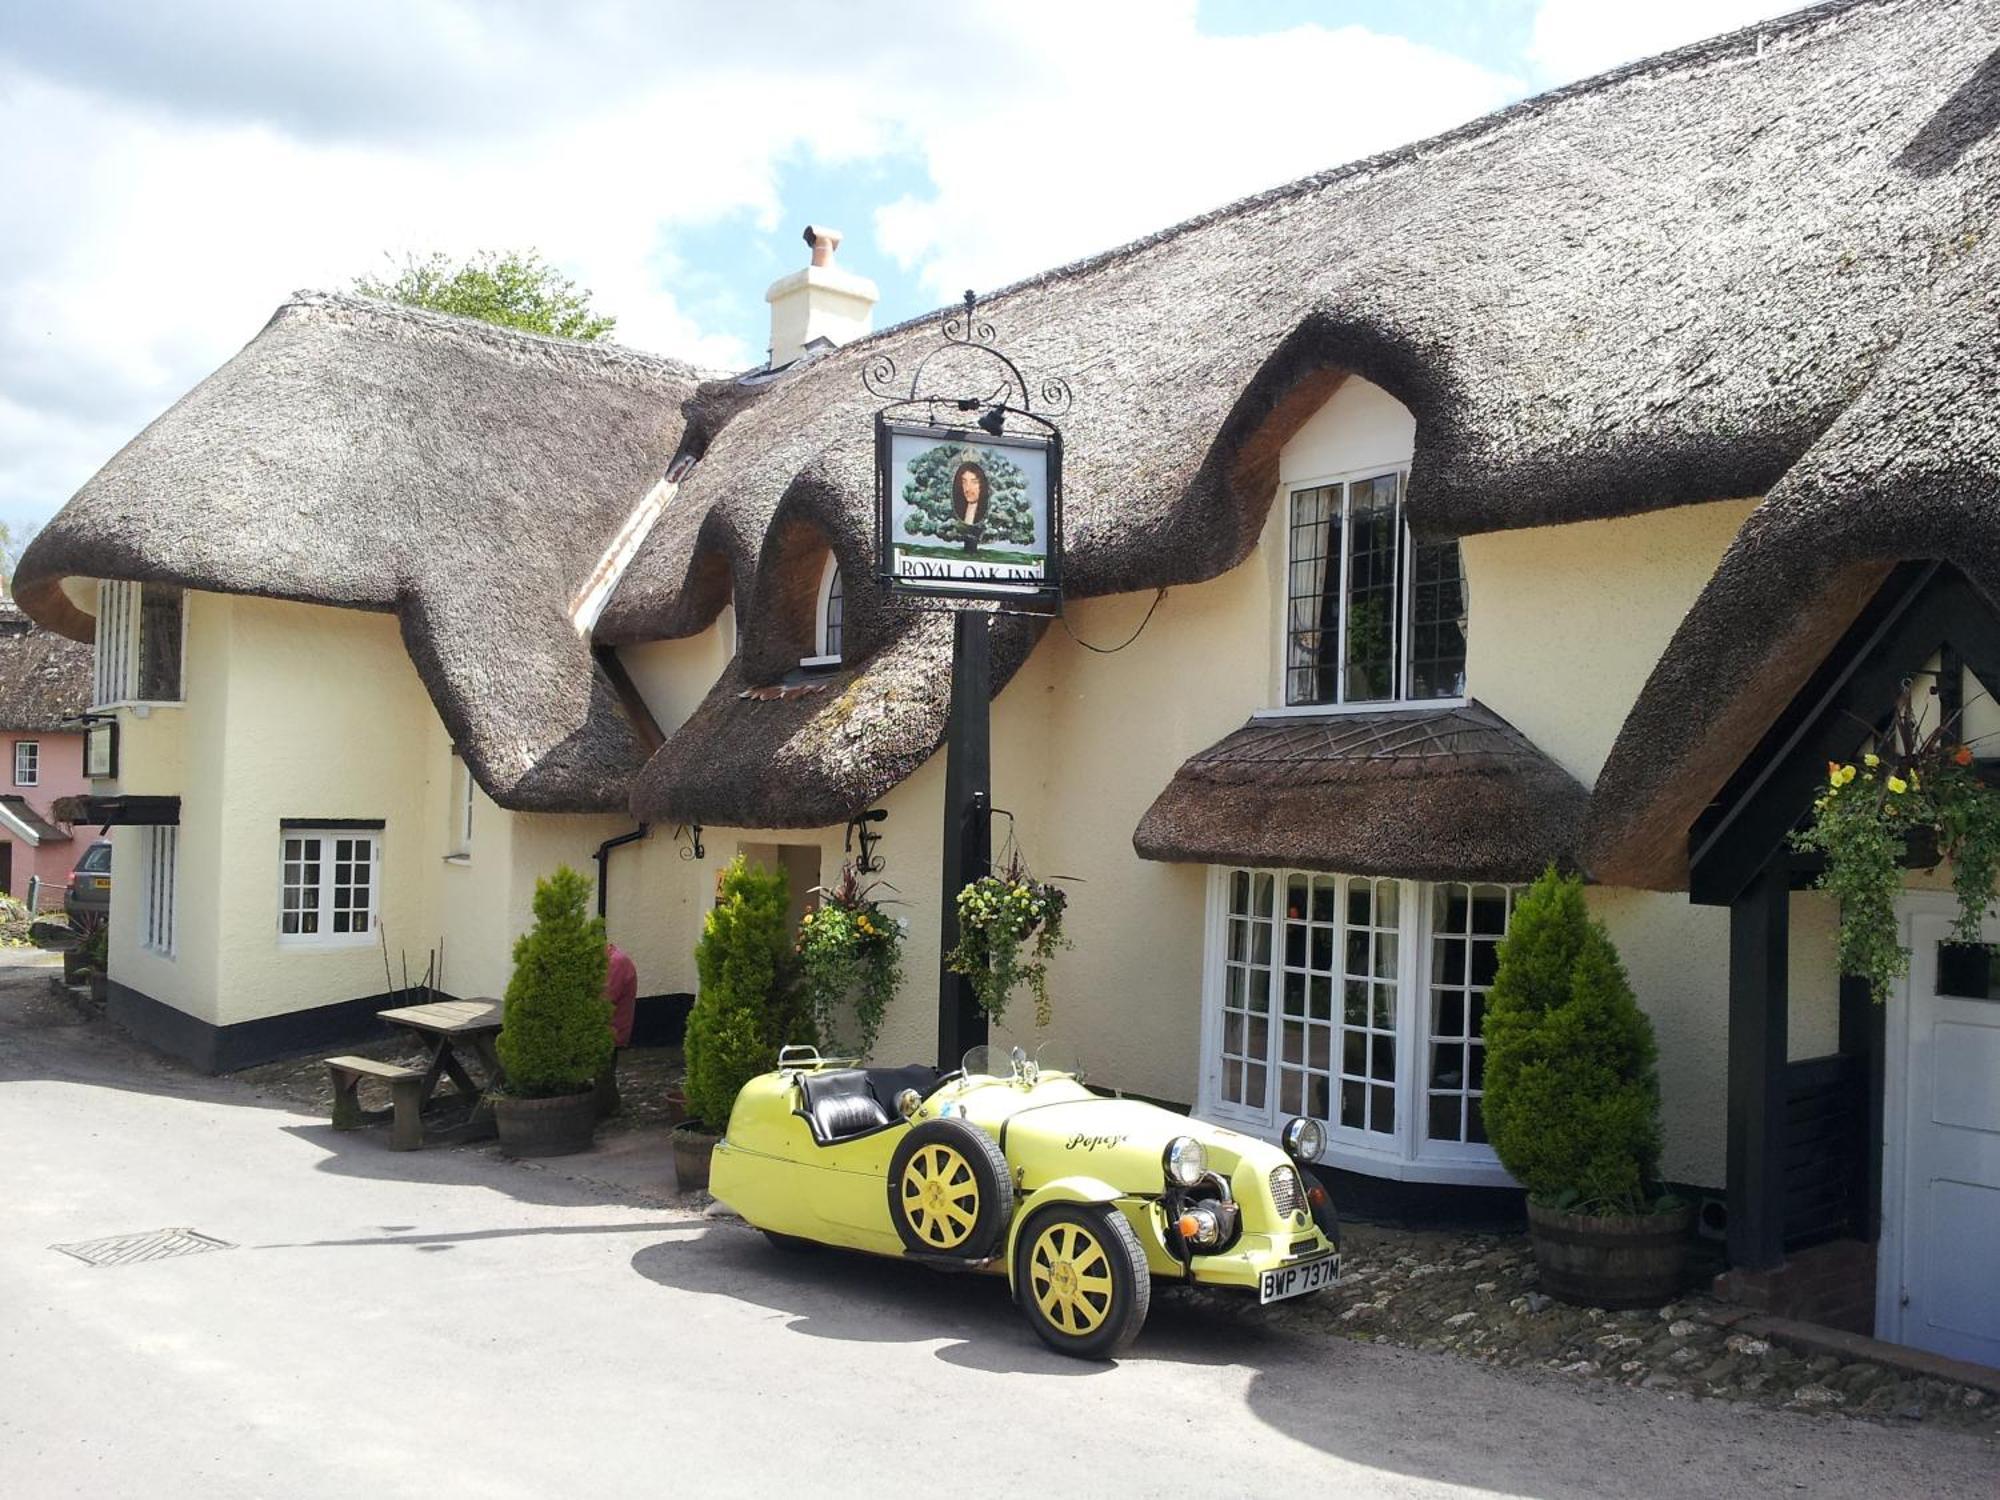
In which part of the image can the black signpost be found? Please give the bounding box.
[865,292,1071,1070]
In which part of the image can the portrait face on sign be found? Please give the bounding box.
[878,422,1058,600]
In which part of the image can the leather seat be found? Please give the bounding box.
[801,1071,892,1142]
[798,1065,943,1144]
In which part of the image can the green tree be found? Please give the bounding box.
[684,858,814,1130]
[0,519,40,597]
[352,250,616,341]
[900,442,1034,551]
[495,866,612,1097]
[1481,868,1664,1215]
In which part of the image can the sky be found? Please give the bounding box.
[0,0,1809,537]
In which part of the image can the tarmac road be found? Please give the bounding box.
[2,961,1995,1500]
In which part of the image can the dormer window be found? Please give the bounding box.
[802,556,843,667]
[1284,471,1466,707]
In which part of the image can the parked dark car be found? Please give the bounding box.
[65,839,111,924]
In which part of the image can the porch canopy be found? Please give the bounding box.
[1133,702,1585,882]
[52,794,180,828]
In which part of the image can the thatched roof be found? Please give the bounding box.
[13,292,709,812]
[0,600,91,732]
[1134,704,1587,882]
[1585,223,2000,889]
[612,0,2000,829]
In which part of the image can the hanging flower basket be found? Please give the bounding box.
[797,864,905,1058]
[945,850,1071,1028]
[1790,685,2000,999]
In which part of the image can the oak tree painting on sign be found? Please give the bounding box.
[887,426,1050,592]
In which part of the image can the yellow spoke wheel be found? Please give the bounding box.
[1028,1220,1115,1335]
[900,1143,980,1251]
[886,1118,1011,1260]
[1012,1203,1151,1359]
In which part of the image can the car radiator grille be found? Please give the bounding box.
[1270,1165,1303,1217]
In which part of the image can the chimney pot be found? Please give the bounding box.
[765,223,878,367]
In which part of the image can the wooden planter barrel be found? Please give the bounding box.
[493,1090,598,1158]
[672,1122,720,1193]
[1526,1199,1695,1309]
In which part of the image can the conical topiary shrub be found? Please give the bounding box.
[684,857,813,1133]
[496,865,612,1098]
[1482,867,1663,1215]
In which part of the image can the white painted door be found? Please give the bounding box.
[1893,916,2000,1366]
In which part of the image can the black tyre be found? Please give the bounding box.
[886,1117,1012,1258]
[1013,1202,1151,1359]
[762,1230,820,1254]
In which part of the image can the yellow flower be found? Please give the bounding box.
[1864,753,1880,769]
[1887,775,1908,794]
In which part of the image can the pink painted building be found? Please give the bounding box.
[0,600,92,905]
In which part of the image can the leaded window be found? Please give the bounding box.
[1285,474,1467,707]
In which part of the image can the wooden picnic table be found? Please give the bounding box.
[376,997,506,1133]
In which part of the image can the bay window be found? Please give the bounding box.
[1284,472,1467,707]
[1202,865,1517,1182]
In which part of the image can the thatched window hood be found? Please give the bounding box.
[1134,704,1587,882]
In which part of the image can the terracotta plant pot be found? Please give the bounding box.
[493,1089,598,1158]
[663,1084,690,1128]
[1526,1198,1695,1309]
[672,1121,720,1193]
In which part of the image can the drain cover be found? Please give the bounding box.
[52,1228,234,1268]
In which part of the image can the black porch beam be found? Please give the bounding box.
[1689,563,1954,906]
[1727,860,1789,1271]
[1836,972,1886,1243]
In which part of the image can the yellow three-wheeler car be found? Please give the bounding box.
[710,1043,1341,1358]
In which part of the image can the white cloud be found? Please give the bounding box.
[873,8,1522,303]
[1525,0,1806,84]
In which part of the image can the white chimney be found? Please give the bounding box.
[765,224,879,367]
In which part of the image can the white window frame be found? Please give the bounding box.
[801,555,843,668]
[1196,865,1519,1187]
[278,827,381,949]
[1264,464,1469,718]
[143,825,178,958]
[13,740,37,787]
[448,753,475,859]
[91,579,187,710]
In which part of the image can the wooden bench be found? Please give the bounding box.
[326,1056,426,1151]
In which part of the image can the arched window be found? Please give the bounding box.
[808,555,843,664]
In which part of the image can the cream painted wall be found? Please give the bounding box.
[618,607,735,741]
[1464,500,1757,786]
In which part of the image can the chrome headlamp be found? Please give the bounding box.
[1163,1135,1208,1188]
[1281,1116,1326,1163]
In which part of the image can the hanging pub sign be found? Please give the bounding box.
[876,420,1061,603]
[866,291,1069,609]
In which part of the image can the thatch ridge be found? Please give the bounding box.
[14,290,710,811]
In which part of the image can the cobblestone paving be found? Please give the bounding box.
[1235,1224,1998,1437]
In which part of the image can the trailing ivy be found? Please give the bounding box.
[1790,688,2000,999]
[797,864,904,1058]
[944,852,1070,1028]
